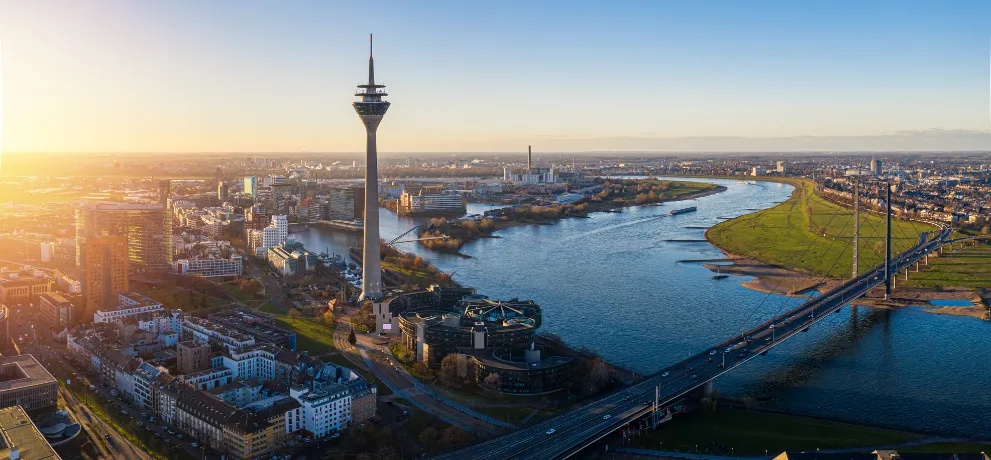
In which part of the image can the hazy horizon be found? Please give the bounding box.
[1,1,989,153]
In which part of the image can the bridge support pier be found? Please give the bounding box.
[915,262,919,272]
[904,269,908,281]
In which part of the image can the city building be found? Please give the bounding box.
[0,355,58,413]
[174,255,243,278]
[207,309,296,351]
[38,292,73,332]
[0,406,61,460]
[289,385,351,438]
[74,202,172,270]
[243,176,257,198]
[177,341,212,375]
[0,268,53,306]
[870,158,883,175]
[93,293,165,324]
[182,316,256,351]
[398,191,466,216]
[247,215,288,258]
[79,235,129,313]
[776,161,787,173]
[217,181,230,203]
[132,362,167,410]
[326,187,365,220]
[267,241,317,276]
[0,306,8,351]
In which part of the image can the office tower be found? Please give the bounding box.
[870,158,882,175]
[79,235,129,313]
[352,34,389,300]
[217,181,229,202]
[75,202,172,270]
[158,180,171,206]
[244,176,257,198]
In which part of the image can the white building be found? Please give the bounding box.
[398,192,465,215]
[219,344,278,381]
[133,362,167,409]
[248,215,288,257]
[289,385,352,437]
[180,368,234,390]
[94,293,165,324]
[174,256,243,278]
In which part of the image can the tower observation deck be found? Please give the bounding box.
[353,34,389,300]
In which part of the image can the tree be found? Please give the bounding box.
[589,358,611,389]
[483,372,502,392]
[455,354,469,382]
[375,446,399,460]
[419,426,439,452]
[288,308,300,323]
[348,328,357,345]
[440,354,459,386]
[321,310,335,326]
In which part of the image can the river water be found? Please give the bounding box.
[293,177,991,438]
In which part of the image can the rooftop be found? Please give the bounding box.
[0,356,57,394]
[0,406,59,460]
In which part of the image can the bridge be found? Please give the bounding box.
[435,224,955,460]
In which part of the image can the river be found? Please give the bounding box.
[293,177,991,438]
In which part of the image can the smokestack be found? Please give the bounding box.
[527,146,532,170]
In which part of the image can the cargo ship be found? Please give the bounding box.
[669,206,697,216]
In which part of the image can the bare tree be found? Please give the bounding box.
[288,308,301,323]
[483,372,502,392]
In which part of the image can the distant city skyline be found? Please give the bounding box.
[0,1,989,153]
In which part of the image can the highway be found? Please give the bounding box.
[435,226,953,460]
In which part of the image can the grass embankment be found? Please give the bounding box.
[273,316,336,355]
[902,240,991,290]
[633,407,922,455]
[707,179,935,278]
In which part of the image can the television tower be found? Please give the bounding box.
[354,34,390,300]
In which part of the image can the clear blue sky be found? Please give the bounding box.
[0,0,989,152]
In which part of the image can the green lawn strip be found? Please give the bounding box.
[902,242,991,290]
[632,407,921,456]
[273,316,335,355]
[708,179,936,278]
[258,300,284,314]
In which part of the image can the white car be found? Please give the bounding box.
[709,350,717,355]
[602,415,611,420]
[545,428,556,435]
[661,372,669,377]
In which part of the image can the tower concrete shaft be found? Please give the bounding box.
[852,178,860,278]
[353,34,390,300]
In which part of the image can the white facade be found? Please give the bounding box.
[290,386,352,437]
[175,256,243,278]
[182,317,255,351]
[219,346,277,381]
[180,368,234,390]
[94,293,165,324]
[399,192,465,214]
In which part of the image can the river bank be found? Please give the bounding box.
[421,181,726,254]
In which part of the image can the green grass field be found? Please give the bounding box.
[708,179,936,278]
[633,407,922,455]
[274,316,335,355]
[901,240,991,290]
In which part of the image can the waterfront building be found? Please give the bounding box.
[752,166,765,176]
[327,187,364,220]
[0,355,58,413]
[398,191,466,216]
[93,293,164,324]
[174,255,243,278]
[777,161,787,173]
[79,235,129,313]
[248,215,288,257]
[353,35,389,300]
[38,292,73,331]
[267,241,317,276]
[74,202,172,270]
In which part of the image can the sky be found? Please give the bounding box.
[0,0,989,153]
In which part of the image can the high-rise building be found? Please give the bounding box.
[177,340,211,375]
[327,187,364,220]
[79,235,129,313]
[244,176,258,198]
[870,158,882,175]
[75,202,172,270]
[217,181,230,203]
[352,35,389,300]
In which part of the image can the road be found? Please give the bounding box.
[435,227,953,460]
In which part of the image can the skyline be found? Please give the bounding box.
[0,1,990,153]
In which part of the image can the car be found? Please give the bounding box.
[191,442,198,448]
[661,372,669,377]
[177,434,183,439]
[690,374,698,379]
[330,433,340,439]
[623,396,631,401]
[105,434,112,440]
[545,428,556,435]
[709,350,717,355]
[602,415,611,420]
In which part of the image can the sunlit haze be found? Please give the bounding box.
[0,1,990,153]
